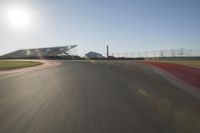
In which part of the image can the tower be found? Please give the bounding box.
[107,45,109,58]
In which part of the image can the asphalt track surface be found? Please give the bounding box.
[0,61,200,133]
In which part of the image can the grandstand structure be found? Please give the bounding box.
[1,45,78,59]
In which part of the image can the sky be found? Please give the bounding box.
[0,0,200,56]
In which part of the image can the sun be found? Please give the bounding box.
[4,6,32,29]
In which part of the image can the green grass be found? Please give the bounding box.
[0,60,42,70]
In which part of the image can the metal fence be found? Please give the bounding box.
[108,49,200,58]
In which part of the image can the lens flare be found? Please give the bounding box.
[4,6,32,29]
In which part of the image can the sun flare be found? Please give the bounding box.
[4,6,32,29]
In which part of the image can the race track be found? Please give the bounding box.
[0,61,200,133]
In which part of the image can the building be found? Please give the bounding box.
[85,51,103,59]
[1,45,77,59]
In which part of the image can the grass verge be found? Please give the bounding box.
[0,60,43,70]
